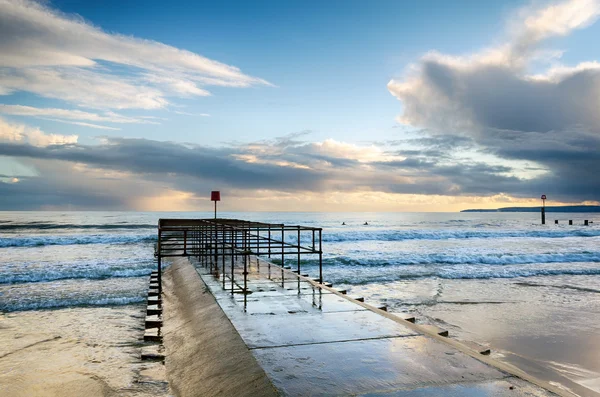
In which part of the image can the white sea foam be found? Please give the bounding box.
[0,233,156,247]
[322,228,600,242]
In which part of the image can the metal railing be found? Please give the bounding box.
[155,218,323,295]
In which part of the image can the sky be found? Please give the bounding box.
[0,0,599,211]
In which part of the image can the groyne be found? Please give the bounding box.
[153,218,572,396]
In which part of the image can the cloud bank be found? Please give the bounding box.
[388,0,600,204]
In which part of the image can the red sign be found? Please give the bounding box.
[541,194,547,200]
[211,191,221,201]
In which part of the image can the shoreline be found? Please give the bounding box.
[0,304,169,397]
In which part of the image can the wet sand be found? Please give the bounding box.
[0,305,169,397]
[347,274,600,397]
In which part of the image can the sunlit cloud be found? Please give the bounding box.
[388,0,600,204]
[0,116,77,147]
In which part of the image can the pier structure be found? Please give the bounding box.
[153,218,568,396]
[155,218,323,295]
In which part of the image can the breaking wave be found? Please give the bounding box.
[0,233,156,248]
[0,222,155,231]
[0,260,156,284]
[312,266,600,285]
[322,228,600,242]
[0,296,146,312]
[303,251,600,267]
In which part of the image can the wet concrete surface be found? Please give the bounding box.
[194,259,559,396]
[362,378,556,397]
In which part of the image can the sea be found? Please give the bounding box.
[1,211,599,396]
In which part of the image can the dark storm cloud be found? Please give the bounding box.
[0,138,325,192]
[0,175,127,210]
[0,131,537,209]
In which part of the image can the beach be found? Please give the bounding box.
[1,211,599,396]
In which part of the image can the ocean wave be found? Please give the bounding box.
[321,267,600,285]
[301,251,600,267]
[0,234,156,248]
[0,263,156,284]
[321,228,600,242]
[0,222,155,231]
[0,296,146,312]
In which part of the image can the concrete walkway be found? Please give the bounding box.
[190,256,565,397]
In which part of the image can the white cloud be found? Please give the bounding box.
[0,104,159,129]
[0,67,168,110]
[0,0,270,109]
[388,0,600,133]
[172,110,211,117]
[0,117,77,147]
[520,0,600,41]
[40,118,121,130]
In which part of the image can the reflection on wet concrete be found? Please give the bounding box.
[362,378,557,397]
[194,259,558,396]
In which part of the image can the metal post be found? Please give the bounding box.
[213,224,219,274]
[243,250,248,312]
[183,230,187,255]
[541,195,546,225]
[319,229,323,284]
[281,226,285,288]
[256,227,260,271]
[267,226,271,279]
[243,230,248,298]
[297,226,301,293]
[157,229,162,294]
[541,207,546,225]
[222,228,226,288]
[231,231,236,294]
[268,227,271,258]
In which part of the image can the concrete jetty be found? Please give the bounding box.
[154,219,569,396]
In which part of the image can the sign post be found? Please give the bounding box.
[211,191,221,219]
[541,194,546,225]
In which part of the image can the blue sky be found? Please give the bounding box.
[0,0,523,144]
[1,0,599,211]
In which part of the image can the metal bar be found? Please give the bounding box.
[231,231,235,294]
[183,230,187,255]
[243,230,248,296]
[157,228,162,295]
[297,226,301,293]
[281,226,285,288]
[319,229,323,284]
[222,228,226,288]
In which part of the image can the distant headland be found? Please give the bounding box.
[461,205,600,213]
